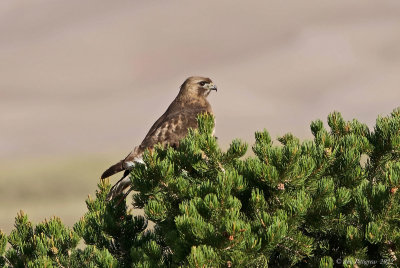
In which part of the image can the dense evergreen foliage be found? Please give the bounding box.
[2,109,400,267]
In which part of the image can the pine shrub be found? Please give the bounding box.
[2,109,400,267]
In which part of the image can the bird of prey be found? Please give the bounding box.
[101,76,217,201]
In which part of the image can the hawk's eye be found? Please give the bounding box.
[199,81,206,86]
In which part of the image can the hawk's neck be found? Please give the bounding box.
[173,96,213,114]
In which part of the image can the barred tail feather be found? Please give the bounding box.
[101,160,124,179]
[106,173,131,201]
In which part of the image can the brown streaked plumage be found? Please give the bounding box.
[101,76,217,200]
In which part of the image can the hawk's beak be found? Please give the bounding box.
[209,83,217,92]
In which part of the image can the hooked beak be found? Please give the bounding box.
[209,83,217,92]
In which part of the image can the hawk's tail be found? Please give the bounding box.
[101,160,124,179]
[106,171,131,201]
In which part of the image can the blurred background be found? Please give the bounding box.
[1,0,400,233]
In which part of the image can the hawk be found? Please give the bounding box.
[101,76,217,200]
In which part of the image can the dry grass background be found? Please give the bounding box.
[1,0,400,233]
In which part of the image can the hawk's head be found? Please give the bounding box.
[179,76,217,98]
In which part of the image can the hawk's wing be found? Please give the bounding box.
[125,108,204,162]
[102,109,207,201]
[101,107,207,181]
